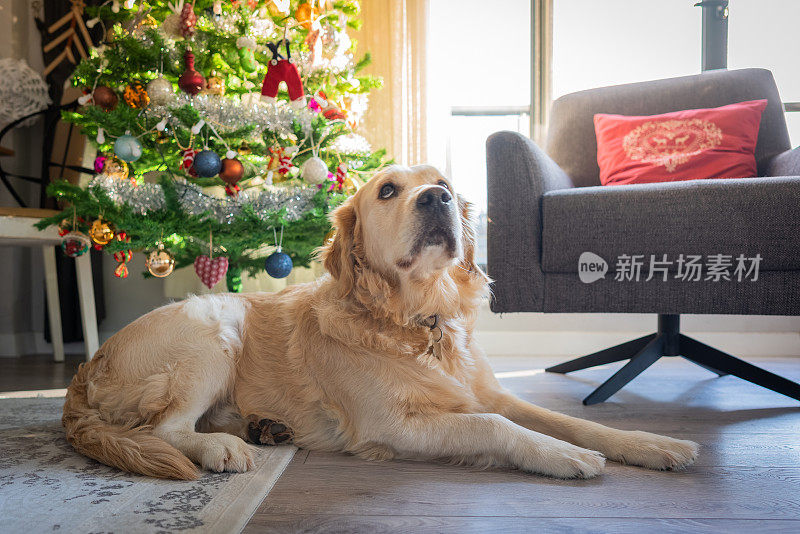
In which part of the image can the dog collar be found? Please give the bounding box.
[419,314,443,359]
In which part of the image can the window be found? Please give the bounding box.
[552,0,701,100]
[728,0,800,145]
[427,0,799,265]
[427,0,531,264]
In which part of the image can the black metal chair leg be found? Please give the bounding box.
[681,335,800,401]
[546,334,656,374]
[582,337,663,405]
[682,356,729,376]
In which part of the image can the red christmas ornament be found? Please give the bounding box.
[180,2,197,38]
[220,157,244,185]
[331,162,347,191]
[323,108,346,121]
[180,148,199,176]
[114,251,132,278]
[113,249,132,263]
[178,49,205,95]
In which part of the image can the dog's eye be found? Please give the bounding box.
[379,183,395,199]
[438,180,449,190]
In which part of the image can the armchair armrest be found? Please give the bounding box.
[486,131,574,313]
[765,146,800,177]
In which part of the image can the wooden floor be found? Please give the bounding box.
[4,353,800,533]
[246,355,800,534]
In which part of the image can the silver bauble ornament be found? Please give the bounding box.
[147,76,173,106]
[300,156,329,184]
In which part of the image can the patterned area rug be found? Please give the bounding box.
[0,395,296,533]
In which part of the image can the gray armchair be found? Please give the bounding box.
[486,68,800,404]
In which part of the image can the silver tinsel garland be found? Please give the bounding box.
[148,93,314,137]
[91,175,320,223]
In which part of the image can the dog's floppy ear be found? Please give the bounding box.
[457,194,489,282]
[458,194,478,269]
[320,199,358,291]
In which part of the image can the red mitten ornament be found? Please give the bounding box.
[261,40,305,107]
[194,255,228,289]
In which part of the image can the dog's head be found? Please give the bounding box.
[319,165,489,321]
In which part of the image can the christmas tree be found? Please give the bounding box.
[39,0,388,292]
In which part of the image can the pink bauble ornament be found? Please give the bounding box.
[194,255,228,289]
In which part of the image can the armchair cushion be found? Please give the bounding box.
[594,100,767,185]
[541,176,800,274]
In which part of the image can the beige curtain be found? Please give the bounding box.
[356,0,428,166]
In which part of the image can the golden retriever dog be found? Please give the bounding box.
[62,165,698,480]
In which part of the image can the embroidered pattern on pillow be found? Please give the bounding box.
[622,119,723,172]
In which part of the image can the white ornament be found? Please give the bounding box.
[191,119,205,134]
[300,156,329,185]
[96,128,105,143]
[0,59,51,129]
[225,149,237,159]
[156,117,168,131]
[147,76,173,106]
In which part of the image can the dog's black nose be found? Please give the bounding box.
[416,187,452,211]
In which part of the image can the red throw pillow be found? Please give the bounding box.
[594,99,768,185]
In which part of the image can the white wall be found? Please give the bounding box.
[476,306,800,358]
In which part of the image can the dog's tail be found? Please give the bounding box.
[62,356,200,480]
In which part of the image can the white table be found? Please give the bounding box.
[0,208,98,362]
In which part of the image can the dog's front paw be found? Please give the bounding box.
[519,441,606,479]
[609,431,698,470]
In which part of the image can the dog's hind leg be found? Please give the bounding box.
[150,295,256,474]
[152,367,255,473]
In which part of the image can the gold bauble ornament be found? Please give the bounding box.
[103,156,129,181]
[123,82,150,108]
[145,243,175,278]
[203,71,225,96]
[88,219,115,245]
[155,131,169,144]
